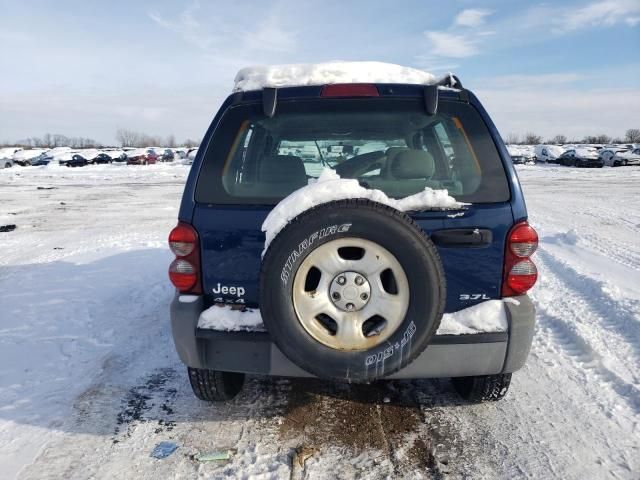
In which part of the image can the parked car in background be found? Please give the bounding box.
[30,155,52,166]
[0,147,20,168]
[507,145,536,164]
[101,149,125,163]
[599,147,627,166]
[146,148,159,163]
[161,149,175,162]
[67,154,88,167]
[174,149,187,159]
[76,149,102,164]
[184,148,198,165]
[125,149,146,165]
[30,146,72,166]
[534,144,565,163]
[125,148,157,165]
[94,153,113,164]
[611,148,640,167]
[53,150,77,166]
[558,148,603,168]
[12,149,48,166]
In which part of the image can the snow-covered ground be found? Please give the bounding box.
[1,163,639,478]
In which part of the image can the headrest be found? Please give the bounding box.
[391,150,435,179]
[259,155,307,184]
[385,146,409,162]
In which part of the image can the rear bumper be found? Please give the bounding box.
[170,294,535,379]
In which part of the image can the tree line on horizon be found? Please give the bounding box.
[1,129,201,149]
[2,128,639,149]
[505,129,640,146]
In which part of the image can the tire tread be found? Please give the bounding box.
[187,367,244,402]
[452,373,512,402]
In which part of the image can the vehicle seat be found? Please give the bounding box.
[368,150,438,197]
[391,150,435,179]
[380,147,409,178]
[256,155,307,196]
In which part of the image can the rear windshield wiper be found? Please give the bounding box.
[314,140,333,168]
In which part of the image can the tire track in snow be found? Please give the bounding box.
[580,233,640,272]
[534,251,640,415]
[537,247,640,376]
[536,311,640,414]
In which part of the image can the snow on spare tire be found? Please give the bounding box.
[260,169,463,382]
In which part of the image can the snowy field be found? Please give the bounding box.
[1,163,639,479]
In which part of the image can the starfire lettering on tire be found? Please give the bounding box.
[280,223,351,285]
[365,321,416,367]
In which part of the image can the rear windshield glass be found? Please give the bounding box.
[196,98,510,204]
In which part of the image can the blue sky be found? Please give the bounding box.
[1,0,639,144]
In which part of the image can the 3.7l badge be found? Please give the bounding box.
[459,293,490,301]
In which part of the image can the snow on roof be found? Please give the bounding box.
[617,149,640,159]
[573,147,599,157]
[52,150,79,161]
[507,145,535,157]
[233,61,443,92]
[0,147,21,159]
[75,149,102,160]
[506,145,518,156]
[103,148,124,156]
[13,149,48,160]
[534,144,566,157]
[125,148,148,156]
[46,147,71,154]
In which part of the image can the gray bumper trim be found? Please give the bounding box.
[170,293,535,378]
[502,295,536,373]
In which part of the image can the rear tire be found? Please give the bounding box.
[187,367,245,402]
[452,373,512,402]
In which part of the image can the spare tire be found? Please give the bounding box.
[260,199,446,383]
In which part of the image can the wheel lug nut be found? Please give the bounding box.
[337,276,346,285]
[355,276,364,285]
[346,303,355,311]
[332,292,341,300]
[360,293,368,300]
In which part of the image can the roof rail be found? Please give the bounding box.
[423,75,464,115]
[434,74,462,89]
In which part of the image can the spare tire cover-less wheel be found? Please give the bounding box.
[260,199,446,382]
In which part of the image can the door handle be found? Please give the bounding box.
[431,228,493,247]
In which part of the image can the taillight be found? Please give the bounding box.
[169,223,196,256]
[509,223,538,257]
[321,84,379,97]
[502,221,538,297]
[168,222,201,294]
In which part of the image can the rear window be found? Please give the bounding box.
[196,98,510,204]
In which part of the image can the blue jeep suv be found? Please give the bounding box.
[168,72,537,403]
